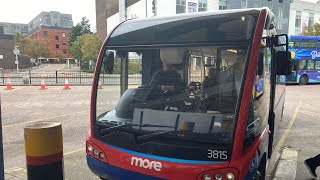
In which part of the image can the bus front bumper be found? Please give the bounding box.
[86,155,166,180]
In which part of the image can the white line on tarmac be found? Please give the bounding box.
[267,101,301,178]
[4,147,87,173]
[4,167,26,173]
[64,148,86,156]
[3,110,89,128]
[299,110,320,117]
[0,87,20,94]
[275,101,301,149]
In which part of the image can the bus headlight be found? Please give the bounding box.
[87,144,93,152]
[93,149,99,156]
[226,172,235,180]
[214,173,222,180]
[203,174,212,180]
[99,152,105,159]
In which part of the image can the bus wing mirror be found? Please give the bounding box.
[276,51,292,75]
[274,34,288,51]
[104,51,115,74]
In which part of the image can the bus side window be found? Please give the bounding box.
[301,40,317,49]
[299,60,307,70]
[307,60,315,70]
[243,48,271,151]
[289,39,300,49]
[315,60,320,70]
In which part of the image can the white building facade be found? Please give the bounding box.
[289,0,320,35]
[107,0,219,34]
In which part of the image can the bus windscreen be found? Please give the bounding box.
[95,46,249,161]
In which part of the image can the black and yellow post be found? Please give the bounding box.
[24,122,63,180]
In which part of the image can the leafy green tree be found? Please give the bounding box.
[80,34,102,62]
[69,17,93,44]
[70,34,102,68]
[70,40,82,60]
[28,39,51,59]
[301,23,320,35]
[14,33,51,59]
[14,32,31,55]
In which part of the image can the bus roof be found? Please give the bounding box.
[106,8,274,47]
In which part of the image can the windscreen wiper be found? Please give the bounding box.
[136,130,232,144]
[136,130,178,143]
[99,123,175,135]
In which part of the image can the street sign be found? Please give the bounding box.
[13,46,20,72]
[0,55,3,60]
[13,47,20,55]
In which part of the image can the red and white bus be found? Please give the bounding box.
[86,8,291,180]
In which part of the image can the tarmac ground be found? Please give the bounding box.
[1,84,319,179]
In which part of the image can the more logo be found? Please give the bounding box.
[311,51,320,59]
[130,156,162,172]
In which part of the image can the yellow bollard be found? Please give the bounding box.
[24,122,63,180]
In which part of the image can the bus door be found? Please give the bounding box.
[286,60,298,82]
[243,45,271,179]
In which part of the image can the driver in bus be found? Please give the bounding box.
[202,67,218,89]
[148,63,185,98]
[201,67,219,111]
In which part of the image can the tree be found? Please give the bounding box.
[14,32,31,55]
[28,39,52,59]
[301,23,320,36]
[14,33,51,59]
[69,17,93,44]
[70,40,82,60]
[70,34,102,66]
[80,34,102,62]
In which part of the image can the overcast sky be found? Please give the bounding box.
[1,0,319,33]
[0,0,96,31]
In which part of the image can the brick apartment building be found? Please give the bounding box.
[1,11,74,64]
[27,26,72,62]
[25,11,74,62]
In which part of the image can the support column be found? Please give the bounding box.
[120,56,128,96]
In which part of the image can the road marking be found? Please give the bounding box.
[4,167,26,173]
[267,101,301,177]
[275,101,301,149]
[0,87,20,94]
[3,110,89,128]
[299,110,320,117]
[64,148,86,156]
[4,147,87,173]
